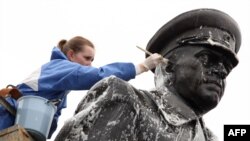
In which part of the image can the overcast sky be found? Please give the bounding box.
[1,0,250,140]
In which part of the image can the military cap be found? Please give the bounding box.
[146,8,241,69]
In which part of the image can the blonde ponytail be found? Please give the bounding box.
[58,39,67,51]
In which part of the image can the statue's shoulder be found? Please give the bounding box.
[75,76,147,114]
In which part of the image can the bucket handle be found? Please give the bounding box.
[46,98,61,107]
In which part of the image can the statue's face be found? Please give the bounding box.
[167,46,233,114]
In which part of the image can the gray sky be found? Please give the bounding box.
[1,0,250,140]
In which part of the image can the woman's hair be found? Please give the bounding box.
[57,36,95,55]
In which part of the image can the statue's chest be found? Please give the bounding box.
[137,109,206,141]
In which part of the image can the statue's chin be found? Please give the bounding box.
[193,98,219,116]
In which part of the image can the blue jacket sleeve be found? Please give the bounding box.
[76,62,136,89]
[38,61,136,91]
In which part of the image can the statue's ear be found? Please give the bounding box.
[165,61,174,73]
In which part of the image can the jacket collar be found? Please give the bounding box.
[50,47,68,60]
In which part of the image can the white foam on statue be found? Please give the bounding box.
[154,63,172,94]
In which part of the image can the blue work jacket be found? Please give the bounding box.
[0,47,136,138]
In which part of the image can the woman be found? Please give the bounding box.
[0,36,163,138]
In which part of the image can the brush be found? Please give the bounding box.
[136,45,171,65]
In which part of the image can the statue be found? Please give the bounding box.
[55,8,241,141]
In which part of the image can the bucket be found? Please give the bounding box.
[15,96,57,141]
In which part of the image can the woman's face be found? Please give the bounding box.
[166,46,233,114]
[69,45,95,66]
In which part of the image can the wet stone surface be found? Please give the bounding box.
[55,75,217,141]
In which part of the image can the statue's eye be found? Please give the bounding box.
[199,54,209,66]
[195,49,220,67]
[223,59,233,74]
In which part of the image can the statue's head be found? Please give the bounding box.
[147,8,241,115]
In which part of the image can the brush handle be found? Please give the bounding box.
[136,46,153,56]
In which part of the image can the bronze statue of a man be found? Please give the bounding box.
[55,8,241,141]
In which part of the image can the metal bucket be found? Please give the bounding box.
[15,95,57,141]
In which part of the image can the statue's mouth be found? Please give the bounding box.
[204,79,222,89]
[202,78,223,98]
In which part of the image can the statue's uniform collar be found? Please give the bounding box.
[150,88,200,126]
